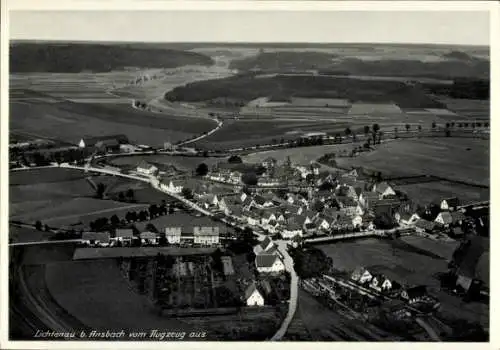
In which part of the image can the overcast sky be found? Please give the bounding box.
[9,10,490,46]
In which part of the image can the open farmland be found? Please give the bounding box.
[436,97,490,120]
[242,142,360,165]
[10,100,216,147]
[335,137,489,186]
[199,119,353,151]
[394,181,489,206]
[9,225,55,244]
[44,260,199,336]
[317,238,457,289]
[106,154,221,172]
[9,168,148,228]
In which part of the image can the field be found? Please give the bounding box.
[10,100,216,147]
[73,247,217,260]
[335,137,489,186]
[9,225,55,244]
[44,260,198,335]
[242,142,358,165]
[106,154,220,172]
[9,168,151,228]
[317,238,455,288]
[394,181,489,206]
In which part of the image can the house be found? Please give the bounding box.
[160,179,183,194]
[255,254,286,274]
[359,191,380,209]
[435,211,453,227]
[136,161,158,176]
[221,256,235,276]
[180,228,195,244]
[352,215,363,228]
[398,212,420,225]
[193,226,220,245]
[78,134,129,149]
[282,219,303,239]
[314,215,333,232]
[351,267,373,284]
[140,231,158,245]
[199,194,219,208]
[165,227,182,244]
[252,195,275,208]
[244,282,265,306]
[82,232,110,246]
[452,237,489,294]
[261,157,278,169]
[115,228,134,243]
[362,214,375,230]
[310,162,321,175]
[440,197,460,211]
[400,285,427,304]
[304,221,318,235]
[415,219,436,233]
[254,237,274,255]
[369,275,393,292]
[245,210,261,226]
[373,182,396,198]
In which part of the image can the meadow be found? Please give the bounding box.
[9,168,149,228]
[44,260,198,335]
[335,137,489,186]
[395,181,489,206]
[10,100,216,147]
[106,154,220,172]
[317,238,455,289]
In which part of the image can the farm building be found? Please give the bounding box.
[159,179,183,194]
[415,219,436,233]
[193,226,220,245]
[115,228,133,242]
[261,157,278,169]
[140,231,158,245]
[369,274,393,292]
[400,285,427,304]
[440,197,460,211]
[255,254,286,274]
[254,237,274,255]
[244,282,265,306]
[397,212,420,226]
[351,267,373,284]
[373,182,396,198]
[435,211,453,227]
[165,227,182,244]
[82,231,110,246]
[451,237,489,296]
[78,134,129,150]
[136,161,159,176]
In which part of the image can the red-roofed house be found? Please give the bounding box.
[255,254,286,273]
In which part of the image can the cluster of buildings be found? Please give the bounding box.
[80,225,225,248]
[195,163,409,239]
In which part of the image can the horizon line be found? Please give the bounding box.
[9,39,489,48]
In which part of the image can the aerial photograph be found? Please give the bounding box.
[6,7,490,344]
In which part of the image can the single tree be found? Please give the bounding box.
[181,187,194,199]
[118,192,125,201]
[34,220,43,231]
[228,155,243,164]
[110,214,120,226]
[344,127,352,137]
[126,189,135,201]
[432,121,437,129]
[195,163,209,176]
[405,124,410,133]
[363,125,370,135]
[241,172,258,186]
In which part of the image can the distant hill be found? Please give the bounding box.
[10,42,214,73]
[230,51,489,80]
